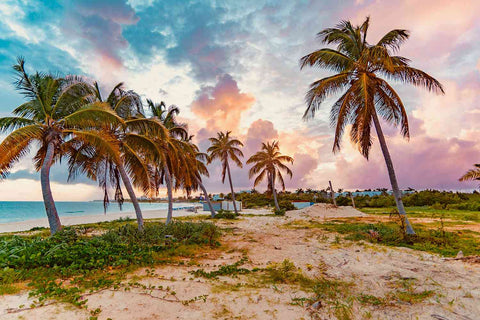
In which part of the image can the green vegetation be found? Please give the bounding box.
[360,206,480,222]
[316,220,479,256]
[190,257,253,279]
[358,277,435,306]
[337,190,480,212]
[0,221,220,310]
[273,208,286,216]
[209,210,238,220]
[237,191,324,209]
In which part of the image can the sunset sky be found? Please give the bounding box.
[0,0,479,200]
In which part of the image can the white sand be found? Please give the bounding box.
[1,205,479,319]
[0,207,205,233]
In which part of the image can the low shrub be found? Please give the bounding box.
[273,208,286,216]
[0,221,220,279]
[211,210,238,219]
[278,200,295,211]
[318,221,480,257]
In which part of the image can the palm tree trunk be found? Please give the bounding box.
[372,110,415,235]
[197,177,216,217]
[164,165,174,224]
[271,171,280,211]
[226,161,239,214]
[117,162,144,230]
[41,142,62,235]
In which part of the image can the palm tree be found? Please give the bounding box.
[207,131,244,214]
[183,137,216,217]
[147,100,189,224]
[459,164,480,184]
[67,83,167,230]
[0,58,122,234]
[299,17,444,234]
[247,141,293,210]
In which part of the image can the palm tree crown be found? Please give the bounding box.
[66,82,168,229]
[0,58,122,234]
[247,141,293,190]
[460,164,480,183]
[300,17,444,157]
[207,131,244,183]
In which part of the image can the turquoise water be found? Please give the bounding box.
[0,201,193,223]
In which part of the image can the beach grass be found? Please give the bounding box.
[359,206,480,222]
[284,218,480,257]
[0,220,220,310]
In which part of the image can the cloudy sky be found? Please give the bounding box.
[0,0,479,200]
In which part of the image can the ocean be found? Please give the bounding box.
[0,201,194,223]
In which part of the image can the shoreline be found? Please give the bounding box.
[0,207,205,233]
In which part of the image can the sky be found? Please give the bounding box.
[0,0,479,201]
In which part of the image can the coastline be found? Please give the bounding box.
[0,208,205,233]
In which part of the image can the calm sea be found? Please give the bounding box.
[0,201,192,223]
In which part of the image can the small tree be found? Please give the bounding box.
[247,141,293,211]
[207,131,243,214]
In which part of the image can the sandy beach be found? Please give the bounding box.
[1,204,479,319]
[0,207,205,233]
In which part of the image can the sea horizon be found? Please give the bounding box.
[0,201,197,224]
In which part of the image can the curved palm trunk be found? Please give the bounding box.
[271,171,280,211]
[197,177,216,217]
[372,110,415,235]
[117,162,144,230]
[41,142,62,235]
[164,165,174,224]
[226,161,239,214]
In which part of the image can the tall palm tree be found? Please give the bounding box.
[182,137,216,217]
[207,131,244,214]
[0,58,122,234]
[299,17,444,234]
[247,141,293,210]
[67,83,167,230]
[459,164,480,184]
[147,100,188,224]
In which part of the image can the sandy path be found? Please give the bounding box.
[1,204,479,320]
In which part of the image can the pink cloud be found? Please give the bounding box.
[333,115,480,191]
[191,74,255,134]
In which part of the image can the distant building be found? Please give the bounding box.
[222,200,242,211]
[292,201,314,209]
[212,194,224,201]
[203,202,222,211]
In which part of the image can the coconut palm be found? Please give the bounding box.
[459,164,480,184]
[247,141,293,210]
[147,100,189,224]
[67,83,167,230]
[299,17,444,234]
[182,137,216,217]
[207,131,243,214]
[0,58,122,234]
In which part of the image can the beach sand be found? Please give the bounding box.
[1,204,479,319]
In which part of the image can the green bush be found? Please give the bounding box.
[0,222,220,275]
[273,209,286,216]
[318,221,480,257]
[211,210,238,219]
[278,200,295,211]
